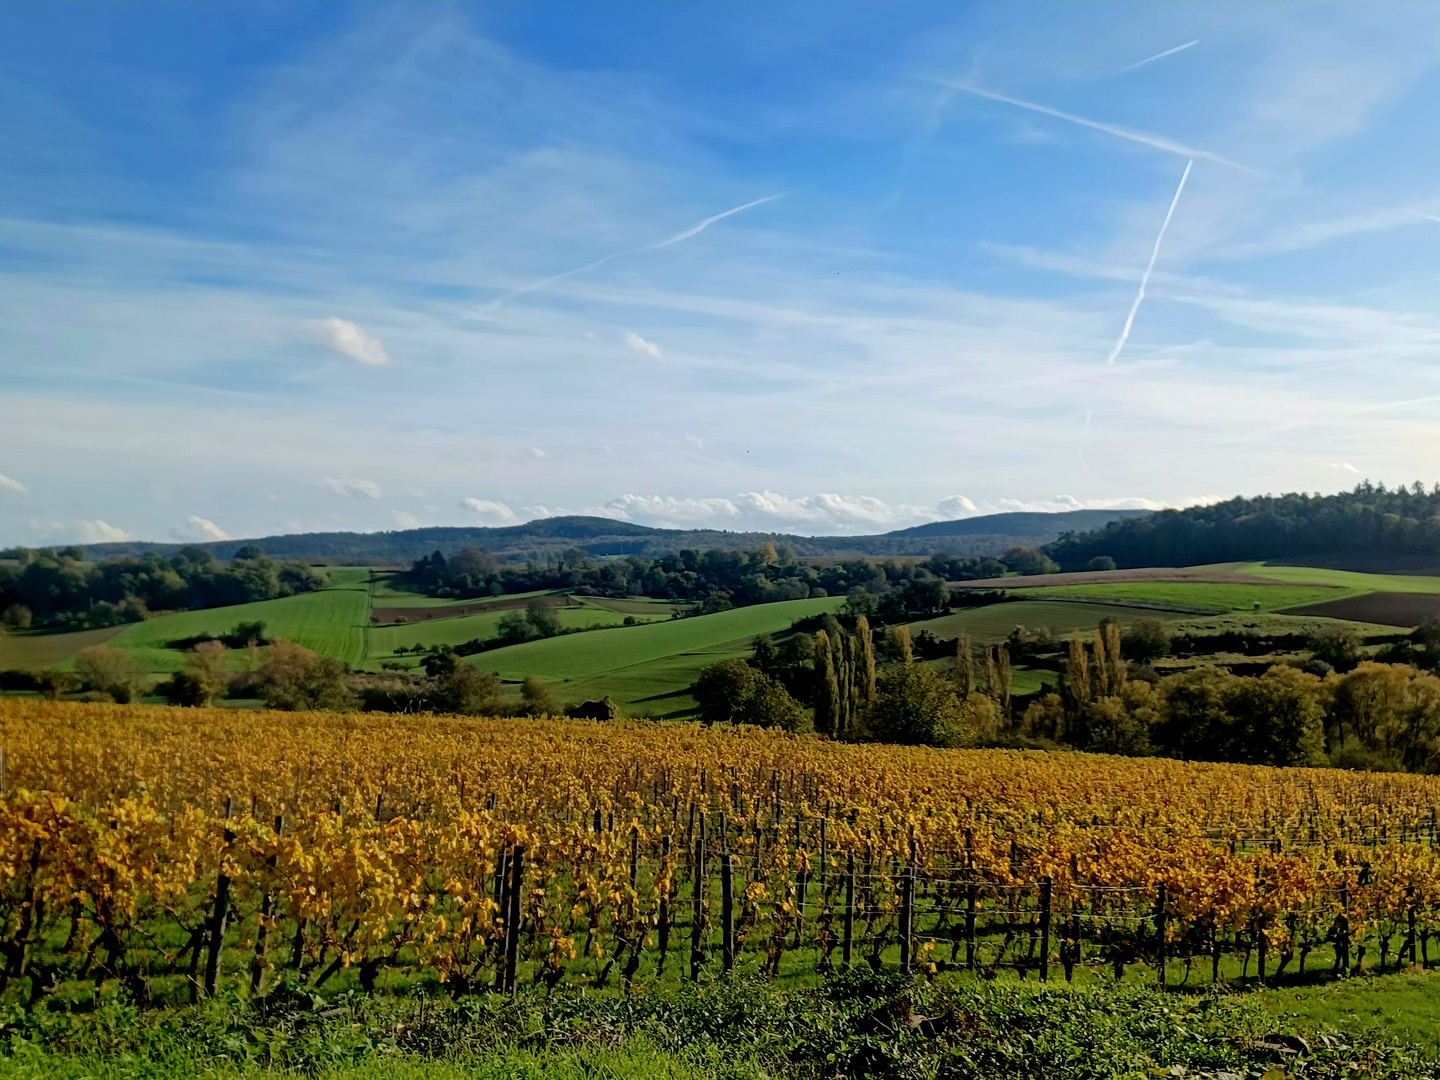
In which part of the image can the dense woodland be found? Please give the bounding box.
[0,545,324,629]
[406,544,1029,614]
[1048,481,1440,567]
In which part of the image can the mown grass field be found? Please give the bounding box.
[472,596,844,713]
[369,602,669,662]
[111,583,370,671]
[1025,581,1348,613]
[0,625,127,670]
[901,599,1159,643]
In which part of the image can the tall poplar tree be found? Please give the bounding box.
[955,632,974,695]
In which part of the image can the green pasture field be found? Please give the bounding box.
[1226,561,1440,593]
[471,596,844,714]
[369,604,668,662]
[901,600,1161,644]
[580,596,683,617]
[111,583,370,672]
[1025,581,1346,613]
[315,566,373,589]
[370,577,560,610]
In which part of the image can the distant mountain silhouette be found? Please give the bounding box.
[83,508,1153,563]
[888,509,1151,539]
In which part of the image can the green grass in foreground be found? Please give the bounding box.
[1026,581,1351,613]
[1261,967,1440,1054]
[472,596,844,713]
[5,970,1435,1080]
[111,584,370,672]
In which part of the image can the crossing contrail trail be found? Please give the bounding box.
[1106,158,1193,365]
[476,193,788,313]
[1119,40,1199,73]
[931,78,1273,180]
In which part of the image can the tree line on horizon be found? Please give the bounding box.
[1047,481,1440,567]
[405,543,1058,617]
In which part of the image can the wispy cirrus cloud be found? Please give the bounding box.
[0,472,28,495]
[326,477,383,499]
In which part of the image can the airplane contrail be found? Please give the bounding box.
[931,78,1273,181]
[1106,158,1193,365]
[476,193,787,313]
[1119,40,1199,74]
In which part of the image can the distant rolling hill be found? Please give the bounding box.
[83,508,1154,564]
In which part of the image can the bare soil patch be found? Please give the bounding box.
[951,567,1288,590]
[1279,592,1440,628]
[371,595,580,626]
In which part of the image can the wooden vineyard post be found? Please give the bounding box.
[842,853,856,966]
[965,827,977,971]
[899,864,914,975]
[721,853,735,973]
[794,853,808,950]
[203,797,234,998]
[250,813,283,996]
[658,835,673,977]
[1039,877,1052,982]
[690,826,707,981]
[1407,886,1418,967]
[629,828,639,891]
[504,845,524,993]
[1337,884,1351,976]
[1154,883,1167,990]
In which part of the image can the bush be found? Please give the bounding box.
[1,603,33,630]
[520,675,557,716]
[74,644,144,703]
[865,664,976,747]
[1087,555,1118,571]
[1121,617,1170,661]
[260,639,357,712]
[1308,624,1363,670]
[692,658,809,731]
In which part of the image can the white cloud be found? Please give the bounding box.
[325,476,383,499]
[314,317,391,366]
[602,491,940,532]
[936,495,979,518]
[460,498,520,525]
[74,520,134,543]
[393,510,426,529]
[0,472,27,494]
[624,330,663,359]
[1331,461,1361,474]
[172,516,229,542]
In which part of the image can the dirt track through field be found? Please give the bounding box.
[950,567,1289,589]
[1279,592,1440,627]
[370,595,581,626]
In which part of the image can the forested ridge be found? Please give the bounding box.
[1047,482,1440,567]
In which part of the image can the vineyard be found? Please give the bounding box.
[6,700,1440,1009]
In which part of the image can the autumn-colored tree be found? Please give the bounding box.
[75,644,144,704]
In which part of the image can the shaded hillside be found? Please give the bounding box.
[79,508,1152,563]
[1045,482,1440,568]
[889,508,1149,539]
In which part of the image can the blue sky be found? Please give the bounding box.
[3,1,1440,545]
